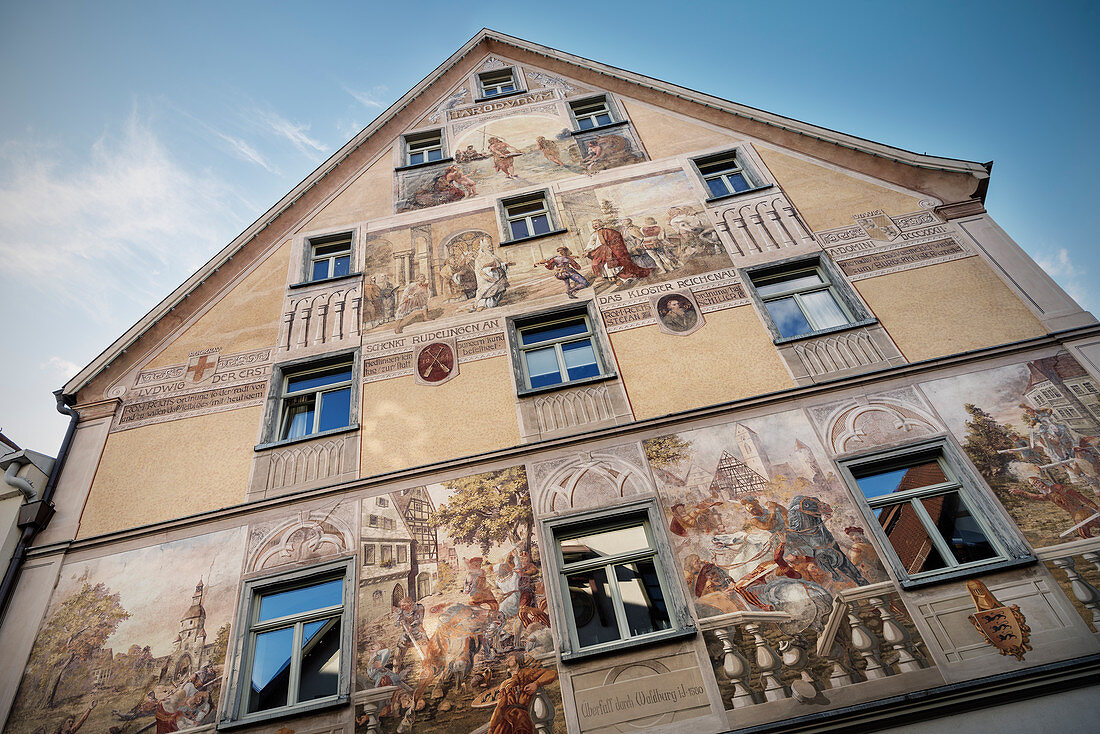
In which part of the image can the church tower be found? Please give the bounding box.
[735,423,771,480]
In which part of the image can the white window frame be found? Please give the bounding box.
[403,129,446,166]
[277,362,354,441]
[508,304,613,395]
[501,192,555,242]
[744,255,871,343]
[691,150,764,200]
[478,67,519,98]
[542,499,695,660]
[836,438,1033,588]
[222,558,354,728]
[307,233,353,283]
[569,96,615,131]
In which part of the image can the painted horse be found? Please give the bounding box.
[785,495,868,586]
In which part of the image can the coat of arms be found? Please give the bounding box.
[966,579,1031,660]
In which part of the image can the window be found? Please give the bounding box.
[229,561,352,724]
[375,497,389,507]
[308,234,352,282]
[397,545,408,564]
[838,440,1032,586]
[478,68,517,97]
[749,261,858,339]
[502,193,553,240]
[545,502,693,659]
[278,361,353,441]
[570,97,614,130]
[514,310,605,390]
[363,545,375,565]
[404,130,444,166]
[692,151,758,199]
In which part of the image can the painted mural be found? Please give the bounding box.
[643,410,888,633]
[921,352,1100,548]
[397,112,645,213]
[4,528,246,734]
[557,171,733,291]
[355,467,565,734]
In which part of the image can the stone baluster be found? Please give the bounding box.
[359,701,382,734]
[779,634,817,702]
[712,626,757,708]
[1052,555,1100,631]
[530,688,555,734]
[821,634,857,690]
[745,622,788,701]
[847,604,888,679]
[869,596,924,672]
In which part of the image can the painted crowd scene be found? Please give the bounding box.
[922,352,1100,548]
[4,530,245,734]
[644,410,889,634]
[355,466,565,734]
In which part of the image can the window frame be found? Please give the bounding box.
[476,67,522,99]
[568,95,617,131]
[542,499,695,661]
[401,129,449,168]
[507,302,616,397]
[257,350,360,450]
[690,149,770,202]
[836,438,1034,588]
[497,190,567,244]
[221,558,354,729]
[743,254,874,344]
[304,232,355,284]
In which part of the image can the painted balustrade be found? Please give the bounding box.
[1040,541,1100,633]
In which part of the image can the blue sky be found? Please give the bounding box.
[1,1,1097,454]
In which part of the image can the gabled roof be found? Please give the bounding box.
[63,29,992,403]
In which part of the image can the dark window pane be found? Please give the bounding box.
[312,260,329,281]
[314,242,350,257]
[697,156,738,175]
[561,524,649,563]
[596,113,613,126]
[562,339,599,380]
[287,366,353,393]
[281,396,314,440]
[577,117,594,130]
[510,219,529,240]
[921,493,998,565]
[317,387,351,432]
[427,149,443,162]
[615,560,671,637]
[508,199,545,215]
[500,84,515,93]
[567,567,621,647]
[520,319,588,345]
[754,272,824,296]
[877,501,949,575]
[532,214,551,235]
[259,579,343,621]
[333,255,351,278]
[299,618,341,701]
[728,173,750,192]
[248,627,293,713]
[856,461,948,499]
[705,177,729,198]
[765,297,814,338]
[409,151,424,165]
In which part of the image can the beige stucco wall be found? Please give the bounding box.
[298,148,395,233]
[759,149,926,231]
[78,406,260,537]
[147,241,290,368]
[612,306,794,420]
[360,356,521,475]
[621,99,742,161]
[856,256,1046,362]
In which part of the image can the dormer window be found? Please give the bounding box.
[405,130,444,166]
[479,68,517,98]
[570,97,614,130]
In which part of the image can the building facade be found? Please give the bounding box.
[2,30,1100,734]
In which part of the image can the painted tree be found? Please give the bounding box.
[210,622,231,667]
[24,578,130,709]
[643,434,692,471]
[435,467,533,555]
[962,403,1033,478]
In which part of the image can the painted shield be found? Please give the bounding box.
[416,341,457,385]
[968,605,1031,660]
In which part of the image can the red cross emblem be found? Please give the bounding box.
[186,354,219,383]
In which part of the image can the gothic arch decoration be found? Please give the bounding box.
[533,449,654,517]
[439,228,493,260]
[822,393,941,455]
[247,506,355,573]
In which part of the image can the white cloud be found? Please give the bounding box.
[0,108,248,324]
[43,356,80,379]
[344,85,387,109]
[213,131,277,173]
[258,109,329,158]
[1032,246,1098,313]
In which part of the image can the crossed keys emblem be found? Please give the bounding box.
[416,342,456,384]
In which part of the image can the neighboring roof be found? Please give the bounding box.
[62,29,993,402]
[1025,354,1090,392]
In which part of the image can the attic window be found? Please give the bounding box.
[570,97,614,130]
[478,68,518,98]
[308,234,352,282]
[405,130,445,166]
